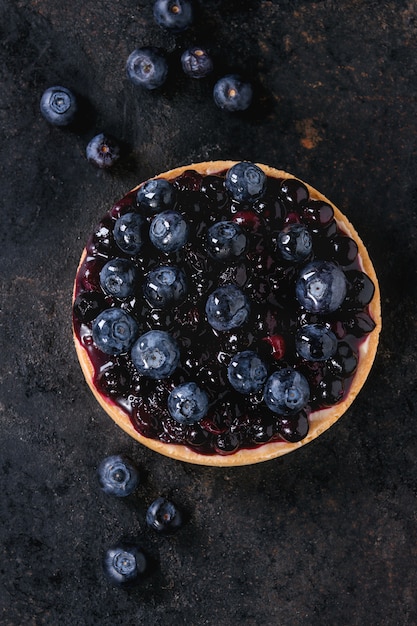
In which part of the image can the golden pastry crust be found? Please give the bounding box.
[73,161,381,466]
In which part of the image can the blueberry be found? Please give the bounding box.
[144,265,188,309]
[114,212,146,255]
[295,323,338,362]
[146,496,183,534]
[99,258,138,299]
[277,223,312,262]
[136,178,176,213]
[104,544,147,585]
[92,308,138,355]
[205,285,250,331]
[73,290,106,323]
[225,162,266,203]
[153,0,194,33]
[213,75,253,112]
[264,368,310,416]
[168,382,209,424]
[131,330,180,379]
[40,86,77,126]
[296,260,347,314]
[181,46,213,78]
[86,133,120,169]
[227,350,268,395]
[126,47,168,90]
[206,221,247,262]
[97,455,139,497]
[149,210,189,253]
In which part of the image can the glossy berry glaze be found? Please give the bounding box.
[73,162,380,463]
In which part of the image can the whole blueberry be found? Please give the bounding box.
[277,223,312,262]
[114,212,146,255]
[131,330,180,379]
[144,265,188,309]
[264,368,310,416]
[227,350,268,395]
[149,210,189,253]
[168,382,209,424]
[295,323,338,361]
[92,308,138,355]
[97,455,139,497]
[40,86,77,126]
[296,260,347,314]
[126,47,168,90]
[153,0,194,33]
[206,221,247,262]
[213,75,253,112]
[86,133,120,169]
[99,258,138,299]
[104,544,147,585]
[181,46,213,78]
[146,496,183,534]
[205,284,250,331]
[225,162,266,203]
[136,178,176,213]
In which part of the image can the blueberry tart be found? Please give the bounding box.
[73,161,381,466]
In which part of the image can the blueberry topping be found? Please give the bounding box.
[227,350,268,395]
[295,323,338,361]
[144,265,188,309]
[131,330,180,379]
[278,411,310,443]
[168,382,209,424]
[206,221,247,262]
[181,46,213,78]
[213,75,253,112]
[264,368,310,416]
[146,496,183,533]
[126,47,168,90]
[86,134,120,169]
[136,178,176,213]
[114,212,146,255]
[99,258,138,299]
[73,291,106,323]
[153,0,194,33]
[92,308,138,355]
[225,162,266,203]
[205,284,250,331]
[149,210,189,253]
[280,178,309,208]
[277,223,312,262]
[40,86,77,126]
[104,544,147,585]
[97,455,139,497]
[296,260,347,314]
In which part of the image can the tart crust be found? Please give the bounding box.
[73,161,381,466]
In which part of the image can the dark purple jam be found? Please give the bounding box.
[73,166,377,456]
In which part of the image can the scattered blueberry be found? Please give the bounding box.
[213,75,253,112]
[206,221,247,262]
[205,284,250,331]
[153,0,194,33]
[97,454,140,497]
[168,382,209,424]
[144,265,188,309]
[227,350,268,395]
[113,212,146,255]
[149,210,189,253]
[73,290,106,323]
[295,323,338,361]
[225,162,266,203]
[131,330,180,379]
[40,85,77,126]
[277,223,312,262]
[104,544,147,585]
[296,260,347,314]
[99,258,138,299]
[86,133,120,169]
[92,308,138,355]
[181,46,213,78]
[126,47,168,90]
[264,368,310,416]
[136,178,176,213]
[146,496,183,533]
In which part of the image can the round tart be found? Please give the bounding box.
[72,161,381,466]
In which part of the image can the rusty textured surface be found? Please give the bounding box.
[1,1,416,624]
